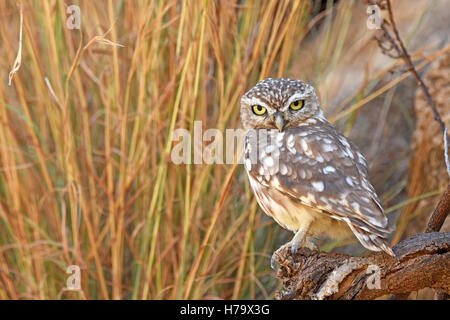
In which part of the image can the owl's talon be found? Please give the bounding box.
[290,244,298,256]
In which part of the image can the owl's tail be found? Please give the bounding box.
[348,223,395,257]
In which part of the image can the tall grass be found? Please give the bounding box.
[0,0,443,299]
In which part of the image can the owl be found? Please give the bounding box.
[240,78,394,268]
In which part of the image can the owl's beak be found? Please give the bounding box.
[274,113,285,132]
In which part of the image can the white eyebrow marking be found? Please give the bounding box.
[242,97,276,113]
[282,92,307,110]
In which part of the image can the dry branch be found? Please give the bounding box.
[426,185,450,233]
[274,232,450,300]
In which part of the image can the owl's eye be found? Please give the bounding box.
[289,100,304,111]
[252,105,267,115]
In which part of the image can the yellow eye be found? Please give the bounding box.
[289,100,304,111]
[252,105,267,115]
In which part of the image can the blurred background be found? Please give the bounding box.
[0,0,448,299]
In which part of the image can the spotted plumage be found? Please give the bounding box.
[240,78,394,266]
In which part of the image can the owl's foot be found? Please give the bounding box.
[271,233,319,270]
[290,234,319,255]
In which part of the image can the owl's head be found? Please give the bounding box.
[240,78,322,131]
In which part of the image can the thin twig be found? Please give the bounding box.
[385,1,447,134]
[387,0,449,177]
[375,0,450,178]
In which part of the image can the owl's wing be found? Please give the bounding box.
[245,121,393,254]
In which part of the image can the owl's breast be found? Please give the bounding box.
[246,167,317,232]
[247,169,352,238]
[242,126,354,236]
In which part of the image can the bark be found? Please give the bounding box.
[426,185,450,233]
[275,232,450,300]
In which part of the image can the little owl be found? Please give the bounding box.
[240,78,394,268]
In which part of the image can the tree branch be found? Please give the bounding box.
[275,232,450,300]
[425,184,450,233]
